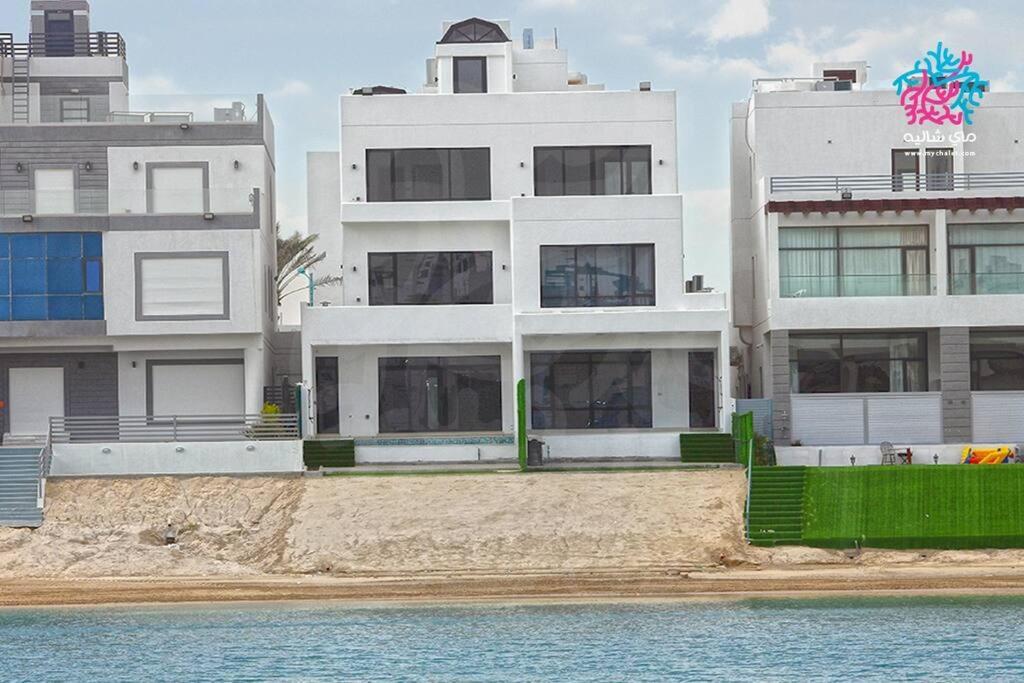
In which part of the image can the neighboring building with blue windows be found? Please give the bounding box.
[0,0,282,445]
[0,233,103,321]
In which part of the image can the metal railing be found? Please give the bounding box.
[0,31,125,58]
[780,274,934,298]
[49,414,300,444]
[0,188,258,218]
[770,172,1024,194]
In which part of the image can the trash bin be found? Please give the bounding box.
[527,438,544,467]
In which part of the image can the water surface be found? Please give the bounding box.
[2,596,1022,681]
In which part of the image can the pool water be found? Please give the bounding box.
[2,596,1023,681]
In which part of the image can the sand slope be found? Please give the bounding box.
[0,470,749,578]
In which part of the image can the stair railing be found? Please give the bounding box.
[744,437,754,541]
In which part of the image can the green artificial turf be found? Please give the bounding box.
[802,465,1024,549]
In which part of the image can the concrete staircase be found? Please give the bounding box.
[0,447,44,528]
[679,432,736,464]
[746,466,806,546]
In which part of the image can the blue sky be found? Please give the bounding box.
[5,0,1021,291]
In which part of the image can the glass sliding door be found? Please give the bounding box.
[688,351,717,428]
[315,356,340,434]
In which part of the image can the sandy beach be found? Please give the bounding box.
[4,470,1024,607]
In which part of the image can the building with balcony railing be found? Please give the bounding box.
[730,59,1024,450]
[301,18,731,463]
[0,1,284,450]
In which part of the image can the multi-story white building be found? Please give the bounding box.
[302,18,731,463]
[731,61,1024,452]
[0,1,280,448]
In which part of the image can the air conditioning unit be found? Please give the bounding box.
[814,81,836,91]
[833,80,853,91]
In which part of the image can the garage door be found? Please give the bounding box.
[9,367,65,436]
[149,362,244,416]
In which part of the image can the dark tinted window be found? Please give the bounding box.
[366,148,490,201]
[378,356,502,432]
[971,331,1024,390]
[790,332,928,394]
[540,244,654,307]
[369,251,492,305]
[454,57,487,93]
[688,351,716,428]
[534,146,652,196]
[531,351,652,429]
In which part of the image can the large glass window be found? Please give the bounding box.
[540,244,654,307]
[949,223,1024,295]
[378,356,502,433]
[970,331,1024,390]
[365,148,490,202]
[790,333,928,394]
[0,233,102,322]
[368,251,493,305]
[453,57,487,93]
[531,351,652,429]
[534,146,651,196]
[779,226,929,297]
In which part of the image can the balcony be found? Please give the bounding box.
[949,272,1024,295]
[107,95,258,124]
[0,32,126,58]
[780,274,935,298]
[302,303,514,346]
[769,172,1024,195]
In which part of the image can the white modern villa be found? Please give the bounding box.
[0,1,294,477]
[301,18,732,463]
[731,60,1024,452]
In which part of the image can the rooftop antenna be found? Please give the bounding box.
[553,27,558,49]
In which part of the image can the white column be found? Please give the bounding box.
[718,328,733,432]
[243,343,265,415]
[299,334,315,437]
[933,208,948,296]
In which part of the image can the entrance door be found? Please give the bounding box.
[315,357,339,434]
[688,351,717,428]
[9,367,65,436]
[44,10,75,56]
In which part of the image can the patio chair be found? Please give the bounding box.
[880,441,898,465]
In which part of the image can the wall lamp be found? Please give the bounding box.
[15,162,23,173]
[203,212,216,220]
[133,161,140,171]
[21,214,33,223]
[658,159,664,166]
[351,163,358,170]
[179,122,191,130]
[84,161,93,171]
[233,159,240,170]
[841,188,853,200]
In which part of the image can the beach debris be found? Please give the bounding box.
[163,524,178,546]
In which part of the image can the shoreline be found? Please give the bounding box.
[7,564,1024,608]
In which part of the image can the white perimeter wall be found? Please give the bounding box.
[50,440,303,476]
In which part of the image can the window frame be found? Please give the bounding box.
[377,355,503,433]
[970,330,1024,391]
[59,97,90,123]
[365,148,491,202]
[368,250,494,305]
[533,145,653,197]
[530,350,653,430]
[789,331,929,394]
[539,243,656,308]
[891,148,920,192]
[145,162,211,214]
[947,223,1024,295]
[134,251,230,321]
[453,56,488,94]
[778,225,930,298]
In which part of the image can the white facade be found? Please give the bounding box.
[731,61,1024,447]
[303,19,731,463]
[0,1,283,445]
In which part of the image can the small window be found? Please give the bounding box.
[60,98,89,123]
[33,168,75,214]
[454,57,487,94]
[135,253,228,320]
[925,147,954,190]
[891,149,920,192]
[147,164,209,214]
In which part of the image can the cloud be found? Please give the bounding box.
[701,0,771,42]
[130,74,180,95]
[273,80,313,97]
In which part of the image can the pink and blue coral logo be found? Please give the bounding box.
[893,42,988,125]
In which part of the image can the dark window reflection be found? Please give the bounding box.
[534,146,652,196]
[789,332,928,394]
[540,244,654,307]
[369,251,493,305]
[453,57,487,93]
[365,148,490,202]
[688,351,716,428]
[315,356,340,434]
[378,356,502,432]
[531,351,652,429]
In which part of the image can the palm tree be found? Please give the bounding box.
[276,224,341,305]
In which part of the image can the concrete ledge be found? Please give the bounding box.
[0,320,106,338]
[50,440,303,476]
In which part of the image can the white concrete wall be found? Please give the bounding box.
[103,229,262,336]
[50,440,303,476]
[538,432,682,460]
[776,444,1012,467]
[356,443,516,464]
[116,347,246,417]
[307,151,343,306]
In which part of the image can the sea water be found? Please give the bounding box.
[1,596,1022,681]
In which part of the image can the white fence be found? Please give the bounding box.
[972,392,1024,443]
[791,393,943,446]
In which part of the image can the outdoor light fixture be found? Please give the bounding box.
[841,188,853,200]
[203,212,215,220]
[351,163,357,170]
[658,159,664,165]
[179,122,191,130]
[132,161,139,171]
[84,161,93,171]
[934,454,939,464]
[519,161,525,167]
[850,455,856,466]
[15,162,23,173]
[21,214,33,223]
[233,159,240,169]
